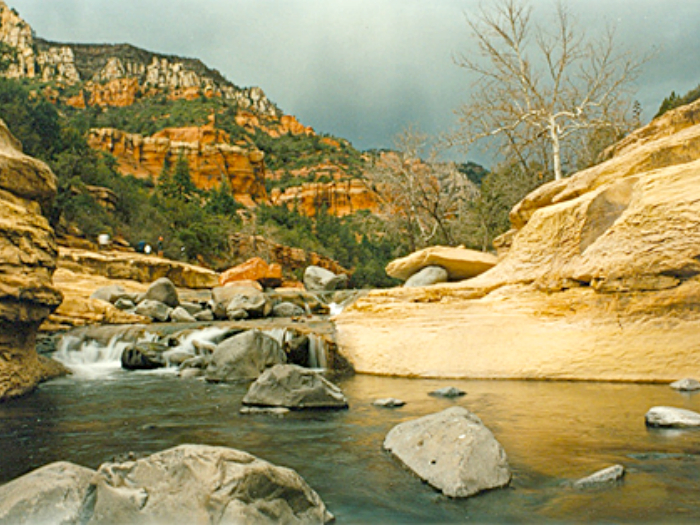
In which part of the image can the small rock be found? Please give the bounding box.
[573,465,625,488]
[373,398,406,408]
[303,265,347,292]
[170,306,196,323]
[193,309,214,321]
[179,368,203,379]
[180,301,203,315]
[90,285,128,304]
[134,299,172,322]
[429,387,466,398]
[645,406,700,427]
[404,266,449,288]
[113,297,136,311]
[272,301,306,318]
[670,378,700,391]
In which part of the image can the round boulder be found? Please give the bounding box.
[383,406,511,498]
[141,277,179,308]
[303,265,347,292]
[205,330,286,382]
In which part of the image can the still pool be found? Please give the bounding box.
[2,369,700,523]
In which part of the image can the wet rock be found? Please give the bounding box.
[134,299,172,322]
[383,406,511,498]
[205,329,286,382]
[162,349,192,366]
[179,368,203,379]
[87,444,334,524]
[0,461,95,525]
[243,364,348,409]
[170,306,196,323]
[303,265,347,292]
[429,387,466,398]
[573,465,625,488]
[373,398,406,408]
[272,301,306,318]
[645,406,700,427]
[211,283,265,319]
[141,277,179,307]
[404,266,449,288]
[180,355,208,370]
[670,378,700,391]
[121,341,168,370]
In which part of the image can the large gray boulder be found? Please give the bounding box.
[303,265,347,292]
[134,299,172,322]
[0,461,95,525]
[383,406,511,498]
[86,444,333,524]
[211,284,268,319]
[205,330,286,382]
[404,265,449,288]
[141,277,180,308]
[243,364,348,409]
[645,406,700,427]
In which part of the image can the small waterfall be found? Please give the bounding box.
[263,328,329,370]
[53,333,156,379]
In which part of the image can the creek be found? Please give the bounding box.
[2,326,700,523]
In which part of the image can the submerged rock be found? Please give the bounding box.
[383,406,511,498]
[243,364,348,409]
[205,329,286,382]
[429,387,466,398]
[121,341,168,370]
[573,465,625,489]
[0,461,95,525]
[373,398,406,408]
[645,406,700,428]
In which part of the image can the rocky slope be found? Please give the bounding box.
[0,119,65,400]
[336,99,700,382]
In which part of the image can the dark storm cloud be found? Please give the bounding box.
[8,0,700,164]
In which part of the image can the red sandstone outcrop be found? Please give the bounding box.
[220,257,283,288]
[0,119,66,400]
[87,125,268,206]
[270,179,379,217]
[336,99,700,382]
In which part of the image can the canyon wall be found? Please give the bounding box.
[0,119,65,400]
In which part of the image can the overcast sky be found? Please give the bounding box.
[7,0,700,166]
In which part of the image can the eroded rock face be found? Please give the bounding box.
[0,119,64,400]
[336,99,700,382]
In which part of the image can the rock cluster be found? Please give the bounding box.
[0,119,66,400]
[0,444,333,524]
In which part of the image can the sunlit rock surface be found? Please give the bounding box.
[336,100,700,381]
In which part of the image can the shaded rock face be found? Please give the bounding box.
[383,407,511,498]
[205,329,286,382]
[336,99,700,382]
[242,364,349,409]
[0,119,64,400]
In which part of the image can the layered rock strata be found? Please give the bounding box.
[0,120,65,399]
[336,100,700,382]
[270,179,379,217]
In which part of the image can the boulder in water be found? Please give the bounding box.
[573,465,625,489]
[670,378,700,391]
[383,406,511,498]
[0,461,95,525]
[645,406,700,428]
[373,398,406,408]
[205,329,286,382]
[429,386,466,398]
[121,341,168,370]
[242,364,348,409]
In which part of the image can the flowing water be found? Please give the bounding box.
[2,338,700,523]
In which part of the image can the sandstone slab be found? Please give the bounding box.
[386,246,497,282]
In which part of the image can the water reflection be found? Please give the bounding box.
[1,372,700,523]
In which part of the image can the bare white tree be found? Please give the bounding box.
[454,0,645,180]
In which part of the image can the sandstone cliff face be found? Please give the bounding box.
[0,119,65,400]
[270,179,379,217]
[87,125,268,205]
[336,100,700,382]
